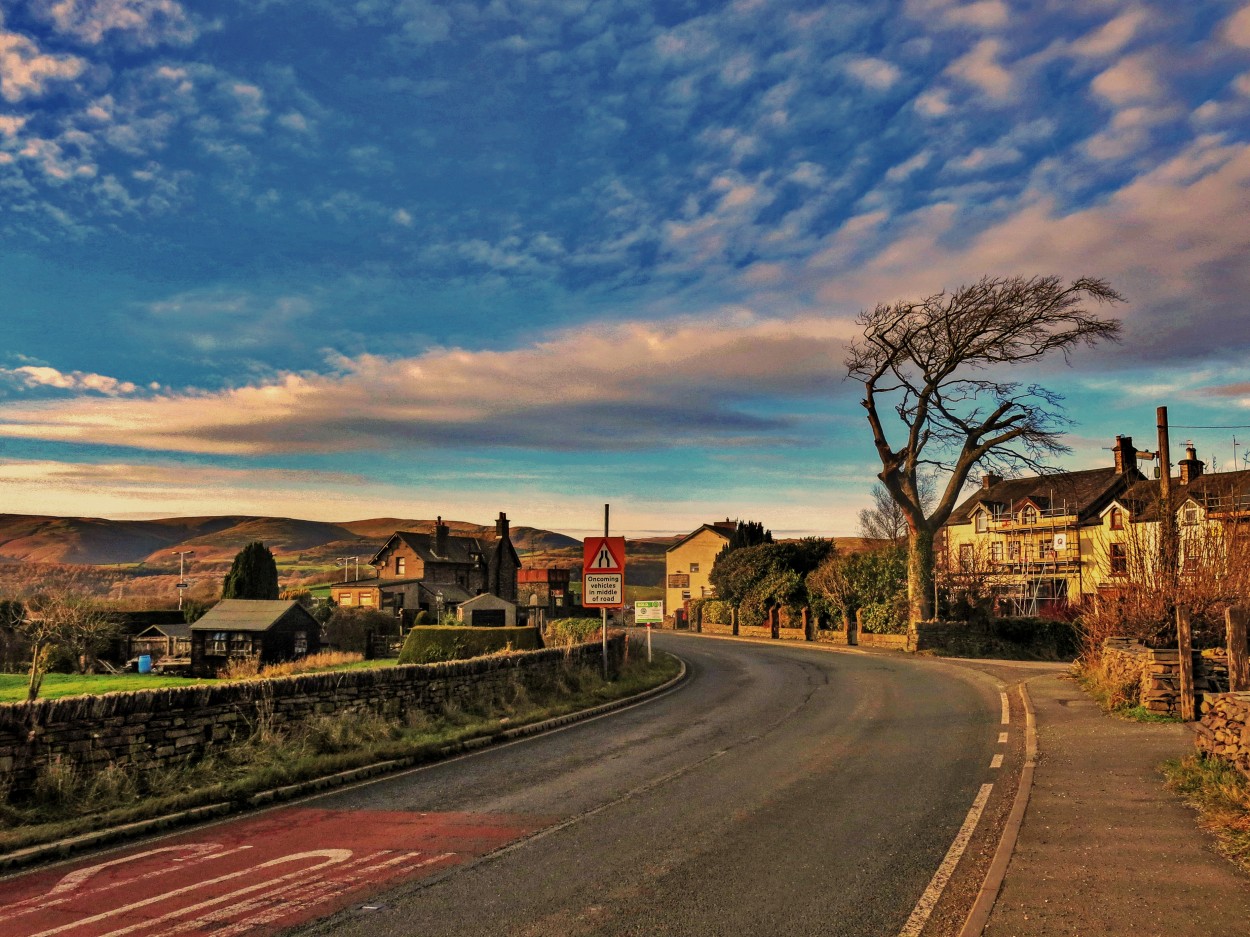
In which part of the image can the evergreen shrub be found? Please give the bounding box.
[398,626,542,664]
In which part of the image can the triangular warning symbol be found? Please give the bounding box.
[590,542,617,569]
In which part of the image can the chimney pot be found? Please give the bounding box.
[982,473,1002,490]
[1113,435,1135,474]
[1179,443,1205,486]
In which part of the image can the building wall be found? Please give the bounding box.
[665,529,730,617]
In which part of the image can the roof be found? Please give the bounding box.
[369,530,486,566]
[134,623,192,639]
[189,599,316,633]
[947,466,1134,526]
[460,593,517,609]
[417,582,473,604]
[665,523,735,554]
[1111,469,1250,521]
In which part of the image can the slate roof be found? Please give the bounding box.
[1110,469,1250,522]
[370,530,486,566]
[189,599,315,633]
[947,466,1135,526]
[135,623,192,639]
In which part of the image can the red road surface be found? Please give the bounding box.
[0,807,549,937]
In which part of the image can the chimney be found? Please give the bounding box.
[1113,435,1135,474]
[496,511,510,539]
[1178,443,1205,486]
[435,515,448,556]
[981,473,1002,490]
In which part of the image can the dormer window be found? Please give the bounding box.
[1181,503,1199,526]
[1021,505,1038,526]
[975,511,988,534]
[1109,508,1123,531]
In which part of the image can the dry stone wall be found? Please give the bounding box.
[0,636,623,797]
[1101,637,1229,716]
[1194,692,1250,780]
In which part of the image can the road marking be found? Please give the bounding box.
[990,754,1004,769]
[1000,692,1010,725]
[998,732,1008,744]
[897,783,994,937]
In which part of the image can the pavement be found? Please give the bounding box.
[980,669,1250,937]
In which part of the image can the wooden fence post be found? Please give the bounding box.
[770,605,779,640]
[803,607,814,642]
[731,606,739,637]
[1177,606,1196,721]
[1228,606,1249,692]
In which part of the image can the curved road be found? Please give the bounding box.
[0,635,1004,937]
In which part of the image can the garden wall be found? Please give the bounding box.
[1101,637,1229,716]
[1194,692,1250,780]
[0,635,625,797]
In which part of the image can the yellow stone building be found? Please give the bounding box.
[664,521,736,626]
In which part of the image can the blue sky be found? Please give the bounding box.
[1,0,1249,538]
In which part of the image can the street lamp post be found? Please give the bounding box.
[436,590,445,623]
[171,551,194,611]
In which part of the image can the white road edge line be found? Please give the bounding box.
[897,783,994,937]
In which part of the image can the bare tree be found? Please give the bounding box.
[846,274,1123,624]
[858,476,936,543]
[21,594,119,699]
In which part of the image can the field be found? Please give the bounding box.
[0,673,207,702]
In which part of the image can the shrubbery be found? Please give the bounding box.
[544,618,602,647]
[397,626,542,664]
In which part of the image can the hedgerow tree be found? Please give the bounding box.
[846,275,1123,624]
[223,542,280,600]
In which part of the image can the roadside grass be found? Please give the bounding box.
[1163,754,1250,873]
[0,648,681,854]
[1072,657,1181,723]
[0,673,207,702]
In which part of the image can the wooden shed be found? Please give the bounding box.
[189,600,321,677]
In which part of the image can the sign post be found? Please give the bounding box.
[635,600,662,662]
[583,508,626,675]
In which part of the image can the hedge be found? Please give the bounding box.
[398,626,543,664]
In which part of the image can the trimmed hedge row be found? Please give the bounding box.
[398,626,543,664]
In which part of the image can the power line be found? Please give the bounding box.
[1170,424,1250,429]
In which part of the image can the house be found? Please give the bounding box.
[189,599,321,676]
[941,433,1250,614]
[330,513,521,620]
[940,435,1148,614]
[517,567,571,624]
[457,593,518,628]
[665,520,737,625]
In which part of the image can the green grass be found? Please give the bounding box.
[1163,754,1250,873]
[0,673,207,702]
[1115,704,1182,724]
[0,647,681,854]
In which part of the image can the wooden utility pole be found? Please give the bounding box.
[1177,606,1196,721]
[1228,605,1249,692]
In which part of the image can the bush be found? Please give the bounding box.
[545,618,602,647]
[700,600,733,625]
[991,616,1078,657]
[398,626,542,664]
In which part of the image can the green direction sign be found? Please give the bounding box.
[634,600,663,624]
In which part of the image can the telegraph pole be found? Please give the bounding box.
[172,551,194,610]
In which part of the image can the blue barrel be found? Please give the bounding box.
[137,655,152,674]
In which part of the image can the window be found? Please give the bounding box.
[294,632,308,656]
[689,562,700,573]
[1183,547,1198,572]
[1181,503,1199,526]
[1008,540,1021,561]
[337,591,354,606]
[229,632,252,655]
[359,592,374,607]
[1021,505,1038,526]
[681,590,691,600]
[1109,508,1123,530]
[959,544,973,571]
[1039,538,1054,558]
[991,542,1004,563]
[975,512,988,534]
[395,556,406,576]
[208,631,228,655]
[1110,543,1127,574]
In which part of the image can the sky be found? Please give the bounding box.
[1,0,1249,539]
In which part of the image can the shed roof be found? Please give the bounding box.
[189,599,315,633]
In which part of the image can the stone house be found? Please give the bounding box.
[189,599,321,676]
[665,520,737,626]
[330,513,520,619]
[517,567,571,618]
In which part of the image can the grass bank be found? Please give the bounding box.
[1163,754,1250,873]
[0,647,681,855]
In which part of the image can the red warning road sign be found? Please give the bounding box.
[582,536,625,574]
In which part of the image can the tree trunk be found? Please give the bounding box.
[908,526,936,625]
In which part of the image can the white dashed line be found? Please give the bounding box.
[998,732,1009,744]
[1000,692,1010,725]
[990,754,1004,769]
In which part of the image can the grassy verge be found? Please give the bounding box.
[1163,754,1250,873]
[0,649,681,855]
[1073,657,1181,723]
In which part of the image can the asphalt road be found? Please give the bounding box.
[292,634,1001,937]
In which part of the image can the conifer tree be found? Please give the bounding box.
[222,541,280,600]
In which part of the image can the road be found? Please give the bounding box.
[0,633,1004,937]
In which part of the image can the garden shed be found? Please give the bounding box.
[457,593,518,628]
[189,599,321,677]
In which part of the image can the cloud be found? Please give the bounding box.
[0,27,88,102]
[31,0,199,48]
[945,39,1017,101]
[0,312,862,456]
[1226,4,1250,49]
[1091,52,1164,106]
[130,291,314,356]
[1,365,138,395]
[843,56,903,91]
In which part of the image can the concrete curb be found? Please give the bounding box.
[958,677,1040,937]
[0,655,689,874]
